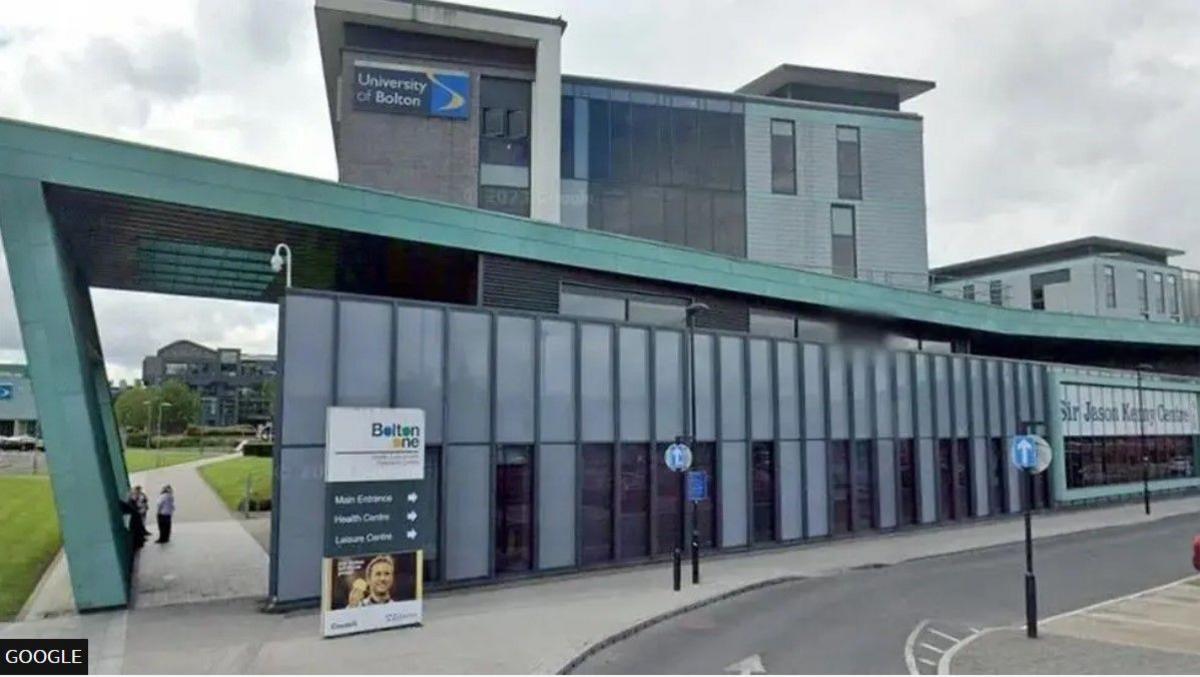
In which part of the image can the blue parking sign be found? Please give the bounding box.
[686,470,708,502]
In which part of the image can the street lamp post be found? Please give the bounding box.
[1136,364,1155,515]
[144,400,153,444]
[684,302,707,586]
[156,401,172,468]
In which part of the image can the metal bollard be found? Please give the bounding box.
[691,533,700,585]
[672,547,681,591]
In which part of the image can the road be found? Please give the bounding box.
[572,512,1200,674]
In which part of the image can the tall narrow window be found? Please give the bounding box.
[962,284,975,301]
[770,119,796,195]
[1154,272,1165,314]
[581,444,614,565]
[897,440,917,526]
[495,445,534,573]
[831,205,857,278]
[830,441,851,534]
[752,442,776,543]
[1168,274,1179,317]
[692,443,717,548]
[1103,265,1116,308]
[937,440,955,521]
[954,439,973,519]
[989,280,1003,306]
[836,126,862,199]
[1138,270,1149,317]
[852,441,875,531]
[479,77,532,217]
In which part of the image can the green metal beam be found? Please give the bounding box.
[0,177,130,610]
[1,116,1199,347]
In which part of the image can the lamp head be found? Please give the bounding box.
[270,252,284,273]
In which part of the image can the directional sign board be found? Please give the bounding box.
[664,442,693,472]
[1010,434,1052,474]
[686,470,708,502]
[322,407,428,638]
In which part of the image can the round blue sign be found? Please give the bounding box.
[664,443,693,472]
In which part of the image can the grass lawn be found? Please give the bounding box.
[123,447,230,474]
[0,476,61,620]
[198,455,272,512]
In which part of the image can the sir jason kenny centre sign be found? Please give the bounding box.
[352,60,470,120]
[1059,383,1200,437]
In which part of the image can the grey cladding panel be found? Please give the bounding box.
[969,360,984,438]
[874,351,893,438]
[918,438,936,523]
[720,441,748,546]
[1016,363,1032,424]
[852,349,871,440]
[972,438,988,517]
[496,316,535,443]
[619,328,650,441]
[274,445,325,601]
[828,345,848,440]
[336,300,391,407]
[694,334,717,441]
[445,445,491,580]
[805,441,828,536]
[876,439,896,529]
[749,339,774,440]
[895,353,913,438]
[538,444,576,569]
[447,312,491,444]
[953,358,968,438]
[719,336,746,441]
[777,342,800,440]
[934,356,951,438]
[281,295,334,446]
[915,354,932,438]
[1002,362,1017,434]
[803,345,826,440]
[395,306,444,444]
[987,361,1002,437]
[580,324,614,442]
[779,441,802,540]
[539,321,575,443]
[655,330,684,441]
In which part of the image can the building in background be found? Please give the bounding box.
[0,364,38,439]
[931,237,1200,322]
[142,341,277,427]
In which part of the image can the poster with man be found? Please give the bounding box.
[321,407,429,638]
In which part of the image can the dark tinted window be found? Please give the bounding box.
[770,119,796,195]
[937,440,955,521]
[830,441,851,534]
[619,443,651,558]
[836,126,862,199]
[963,284,975,301]
[989,280,1003,306]
[561,96,575,179]
[852,440,875,531]
[654,443,682,555]
[495,445,533,573]
[752,442,776,543]
[692,443,717,548]
[831,205,856,278]
[954,439,972,519]
[581,444,614,565]
[749,311,795,338]
[989,438,1005,514]
[898,440,917,526]
[588,99,611,180]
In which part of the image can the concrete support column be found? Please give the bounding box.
[0,178,130,610]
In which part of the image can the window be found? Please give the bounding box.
[989,439,1006,515]
[749,310,796,338]
[1137,270,1149,316]
[1168,275,1179,316]
[962,284,975,301]
[831,205,857,278]
[897,440,917,526]
[692,443,717,548]
[561,96,575,179]
[581,444,614,565]
[1103,265,1116,308]
[829,441,851,535]
[507,110,528,139]
[836,126,862,199]
[852,441,875,531]
[989,280,1003,306]
[937,440,956,521]
[1065,435,1197,489]
[752,442,776,543]
[1154,272,1165,314]
[480,77,531,217]
[1030,269,1070,311]
[770,119,796,194]
[424,447,441,581]
[954,439,973,519]
[495,445,534,573]
[619,443,651,559]
[654,442,683,555]
[165,362,188,376]
[559,284,688,327]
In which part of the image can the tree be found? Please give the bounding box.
[113,381,200,434]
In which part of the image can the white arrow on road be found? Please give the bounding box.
[406,529,417,540]
[724,654,765,675]
[407,492,418,503]
[406,511,417,521]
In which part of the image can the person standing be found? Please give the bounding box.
[122,490,149,551]
[155,485,175,544]
[132,485,149,523]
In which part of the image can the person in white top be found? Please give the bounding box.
[155,485,175,544]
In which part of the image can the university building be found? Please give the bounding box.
[0,0,1198,611]
[142,340,277,427]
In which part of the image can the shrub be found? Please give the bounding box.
[241,441,274,458]
[186,425,257,438]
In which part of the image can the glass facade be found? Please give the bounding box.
[580,443,614,565]
[692,442,717,548]
[619,443,651,558]
[560,284,688,326]
[852,440,875,531]
[831,205,857,278]
[1065,436,1197,489]
[752,442,776,542]
[479,77,532,217]
[561,84,746,258]
[770,119,796,194]
[897,439,918,526]
[836,126,862,199]
[830,441,851,534]
[654,442,683,555]
[495,444,534,572]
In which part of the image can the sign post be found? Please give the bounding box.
[1010,432,1052,639]
[686,469,708,584]
[321,407,433,638]
[665,439,693,592]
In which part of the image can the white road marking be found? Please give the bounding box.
[968,627,980,633]
[928,628,961,643]
[724,654,766,675]
[919,642,947,655]
[919,658,937,667]
[903,620,932,675]
[937,627,1000,675]
[1083,610,1200,632]
[1130,595,1199,609]
[1041,573,1200,625]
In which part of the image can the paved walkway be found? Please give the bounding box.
[947,576,1200,674]
[17,453,269,619]
[4,493,1199,673]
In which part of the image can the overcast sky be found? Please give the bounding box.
[2,0,1199,382]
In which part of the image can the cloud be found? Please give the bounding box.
[3,0,1200,384]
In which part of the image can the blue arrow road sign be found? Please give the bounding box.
[0,383,12,400]
[686,470,708,502]
[664,443,693,472]
[1011,435,1037,469]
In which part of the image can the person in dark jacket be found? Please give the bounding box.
[122,490,149,551]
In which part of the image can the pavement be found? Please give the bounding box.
[2,490,1199,673]
[947,576,1200,674]
[17,453,269,619]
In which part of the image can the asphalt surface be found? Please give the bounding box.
[572,512,1200,675]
